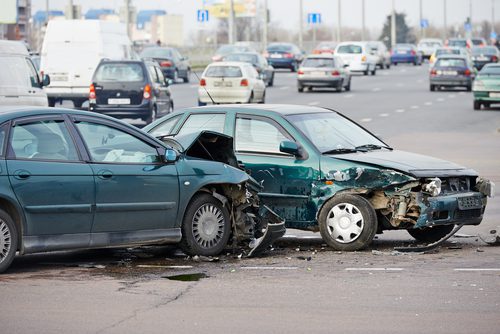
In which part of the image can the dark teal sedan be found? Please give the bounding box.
[145,105,494,251]
[0,106,284,273]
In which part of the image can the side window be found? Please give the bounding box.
[177,114,226,136]
[75,122,160,164]
[149,115,181,136]
[25,58,40,88]
[148,65,159,83]
[235,116,291,155]
[10,120,79,161]
[0,124,8,157]
[155,66,166,84]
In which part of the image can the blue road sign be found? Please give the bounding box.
[464,22,472,32]
[420,19,429,28]
[307,13,321,25]
[491,31,497,39]
[197,9,209,22]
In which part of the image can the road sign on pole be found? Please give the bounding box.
[420,19,429,28]
[307,13,321,25]
[197,9,209,22]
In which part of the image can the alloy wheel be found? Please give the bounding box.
[326,203,364,243]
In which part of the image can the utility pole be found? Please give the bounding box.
[263,0,268,50]
[68,0,74,19]
[492,0,496,35]
[337,0,341,42]
[361,0,365,40]
[299,0,303,49]
[45,0,49,25]
[228,0,235,44]
[124,0,131,39]
[391,0,396,47]
[419,0,423,39]
[443,0,447,39]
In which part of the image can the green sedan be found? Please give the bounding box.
[473,63,500,110]
[145,105,494,252]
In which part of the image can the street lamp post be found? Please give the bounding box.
[443,0,447,39]
[337,0,341,42]
[361,0,365,40]
[391,0,396,47]
[299,0,303,49]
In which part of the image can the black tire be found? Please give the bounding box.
[0,209,18,274]
[73,99,84,108]
[371,67,376,75]
[345,78,351,91]
[394,62,398,66]
[386,63,391,69]
[183,69,191,83]
[466,84,472,92]
[407,225,454,243]
[335,80,343,92]
[291,62,297,72]
[297,85,304,93]
[473,100,481,110]
[258,91,266,104]
[268,74,274,87]
[48,98,56,107]
[145,105,157,124]
[318,194,377,251]
[413,61,418,66]
[363,69,369,75]
[180,194,231,256]
[430,84,435,92]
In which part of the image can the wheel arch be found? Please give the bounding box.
[0,196,25,254]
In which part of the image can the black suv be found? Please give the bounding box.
[89,59,173,123]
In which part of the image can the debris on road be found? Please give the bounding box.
[479,227,500,245]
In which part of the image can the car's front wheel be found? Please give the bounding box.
[0,209,18,274]
[407,225,454,243]
[180,194,231,256]
[473,100,481,110]
[319,194,377,251]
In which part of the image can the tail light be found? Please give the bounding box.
[298,70,304,75]
[464,69,471,76]
[411,50,416,55]
[430,69,437,76]
[89,84,96,100]
[160,60,172,67]
[284,53,294,58]
[361,55,367,62]
[240,78,249,86]
[200,78,206,86]
[312,50,321,54]
[331,70,340,76]
[492,55,498,62]
[143,84,152,99]
[212,55,222,62]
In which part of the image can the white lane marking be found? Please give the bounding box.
[410,105,420,109]
[448,94,456,98]
[395,108,405,113]
[372,87,381,92]
[345,268,404,271]
[189,84,198,88]
[308,101,320,106]
[344,94,354,98]
[379,113,389,117]
[241,266,298,270]
[437,98,445,102]
[424,101,433,106]
[360,118,372,122]
[280,86,290,90]
[454,268,500,272]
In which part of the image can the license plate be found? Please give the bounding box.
[224,82,232,87]
[457,196,483,210]
[214,81,222,87]
[477,56,489,61]
[490,92,500,98]
[442,70,457,76]
[397,50,407,54]
[270,54,282,58]
[108,98,130,105]
[311,71,326,76]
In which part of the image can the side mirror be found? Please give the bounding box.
[280,140,300,156]
[164,148,178,163]
[42,74,50,87]
[343,64,349,68]
[164,78,173,86]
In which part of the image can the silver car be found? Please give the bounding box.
[297,55,351,92]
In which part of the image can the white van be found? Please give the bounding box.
[0,40,50,107]
[335,41,378,75]
[40,20,134,107]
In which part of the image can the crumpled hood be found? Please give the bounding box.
[332,150,478,177]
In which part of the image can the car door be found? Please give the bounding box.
[6,115,94,243]
[72,116,179,234]
[147,63,171,116]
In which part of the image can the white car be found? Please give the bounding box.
[418,38,443,59]
[198,62,266,105]
[335,41,378,75]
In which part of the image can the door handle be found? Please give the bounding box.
[97,170,113,179]
[13,170,31,180]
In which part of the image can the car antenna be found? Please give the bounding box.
[192,70,215,104]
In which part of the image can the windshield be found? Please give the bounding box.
[267,44,293,52]
[435,58,466,67]
[205,66,242,77]
[337,45,362,54]
[472,47,497,55]
[140,48,173,58]
[286,112,387,153]
[94,63,145,82]
[479,65,500,75]
[302,58,336,68]
[223,54,258,64]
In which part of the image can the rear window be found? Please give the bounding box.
[302,58,335,68]
[94,63,145,82]
[448,40,467,47]
[394,45,413,51]
[205,66,242,77]
[472,47,497,55]
[435,58,466,67]
[223,54,258,64]
[268,44,292,52]
[436,49,460,56]
[480,65,500,75]
[337,45,362,54]
[141,48,174,58]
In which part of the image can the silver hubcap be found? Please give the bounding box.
[326,203,364,243]
[0,220,11,264]
[192,204,225,249]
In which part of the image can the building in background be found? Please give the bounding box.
[1,0,31,43]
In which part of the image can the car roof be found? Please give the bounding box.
[435,55,468,60]
[304,54,336,59]
[176,104,334,117]
[207,61,251,67]
[0,106,124,123]
[0,40,29,56]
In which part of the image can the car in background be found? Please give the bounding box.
[471,46,499,70]
[429,47,470,67]
[222,52,275,86]
[367,41,391,69]
[390,44,422,65]
[297,55,351,92]
[471,37,487,47]
[335,41,377,75]
[429,55,475,91]
[89,59,173,123]
[140,46,191,83]
[198,61,266,105]
[145,105,493,252]
[264,43,304,72]
[472,63,500,110]
[417,38,443,59]
[0,106,284,273]
[446,38,471,49]
[312,41,337,55]
[212,44,253,62]
[0,40,50,107]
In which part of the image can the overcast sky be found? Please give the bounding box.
[32,0,495,36]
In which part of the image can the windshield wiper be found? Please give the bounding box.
[322,148,360,155]
[354,144,392,151]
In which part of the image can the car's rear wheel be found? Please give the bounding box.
[336,80,343,92]
[48,98,56,107]
[473,100,481,110]
[319,194,377,251]
[145,105,157,124]
[297,85,304,92]
[180,194,231,256]
[0,209,18,274]
[363,69,369,75]
[345,78,351,91]
[268,74,274,87]
[430,84,435,91]
[259,91,266,104]
[407,225,454,243]
[371,67,376,75]
[386,63,391,69]
[466,84,472,92]
[183,69,191,83]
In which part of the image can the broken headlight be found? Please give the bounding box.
[477,178,495,198]
[423,178,442,197]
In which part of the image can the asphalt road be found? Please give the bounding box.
[2,63,500,334]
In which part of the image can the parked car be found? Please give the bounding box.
[446,38,471,49]
[0,106,285,273]
[429,55,475,91]
[145,105,493,251]
[140,46,191,83]
[471,46,499,70]
[312,41,337,55]
[264,43,304,72]
[417,38,443,59]
[367,41,391,69]
[40,20,134,108]
[297,55,351,92]
[472,63,500,110]
[335,42,377,75]
[222,52,275,86]
[429,47,470,67]
[390,44,422,65]
[89,59,173,123]
[0,40,50,107]
[198,62,266,105]
[212,44,253,62]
